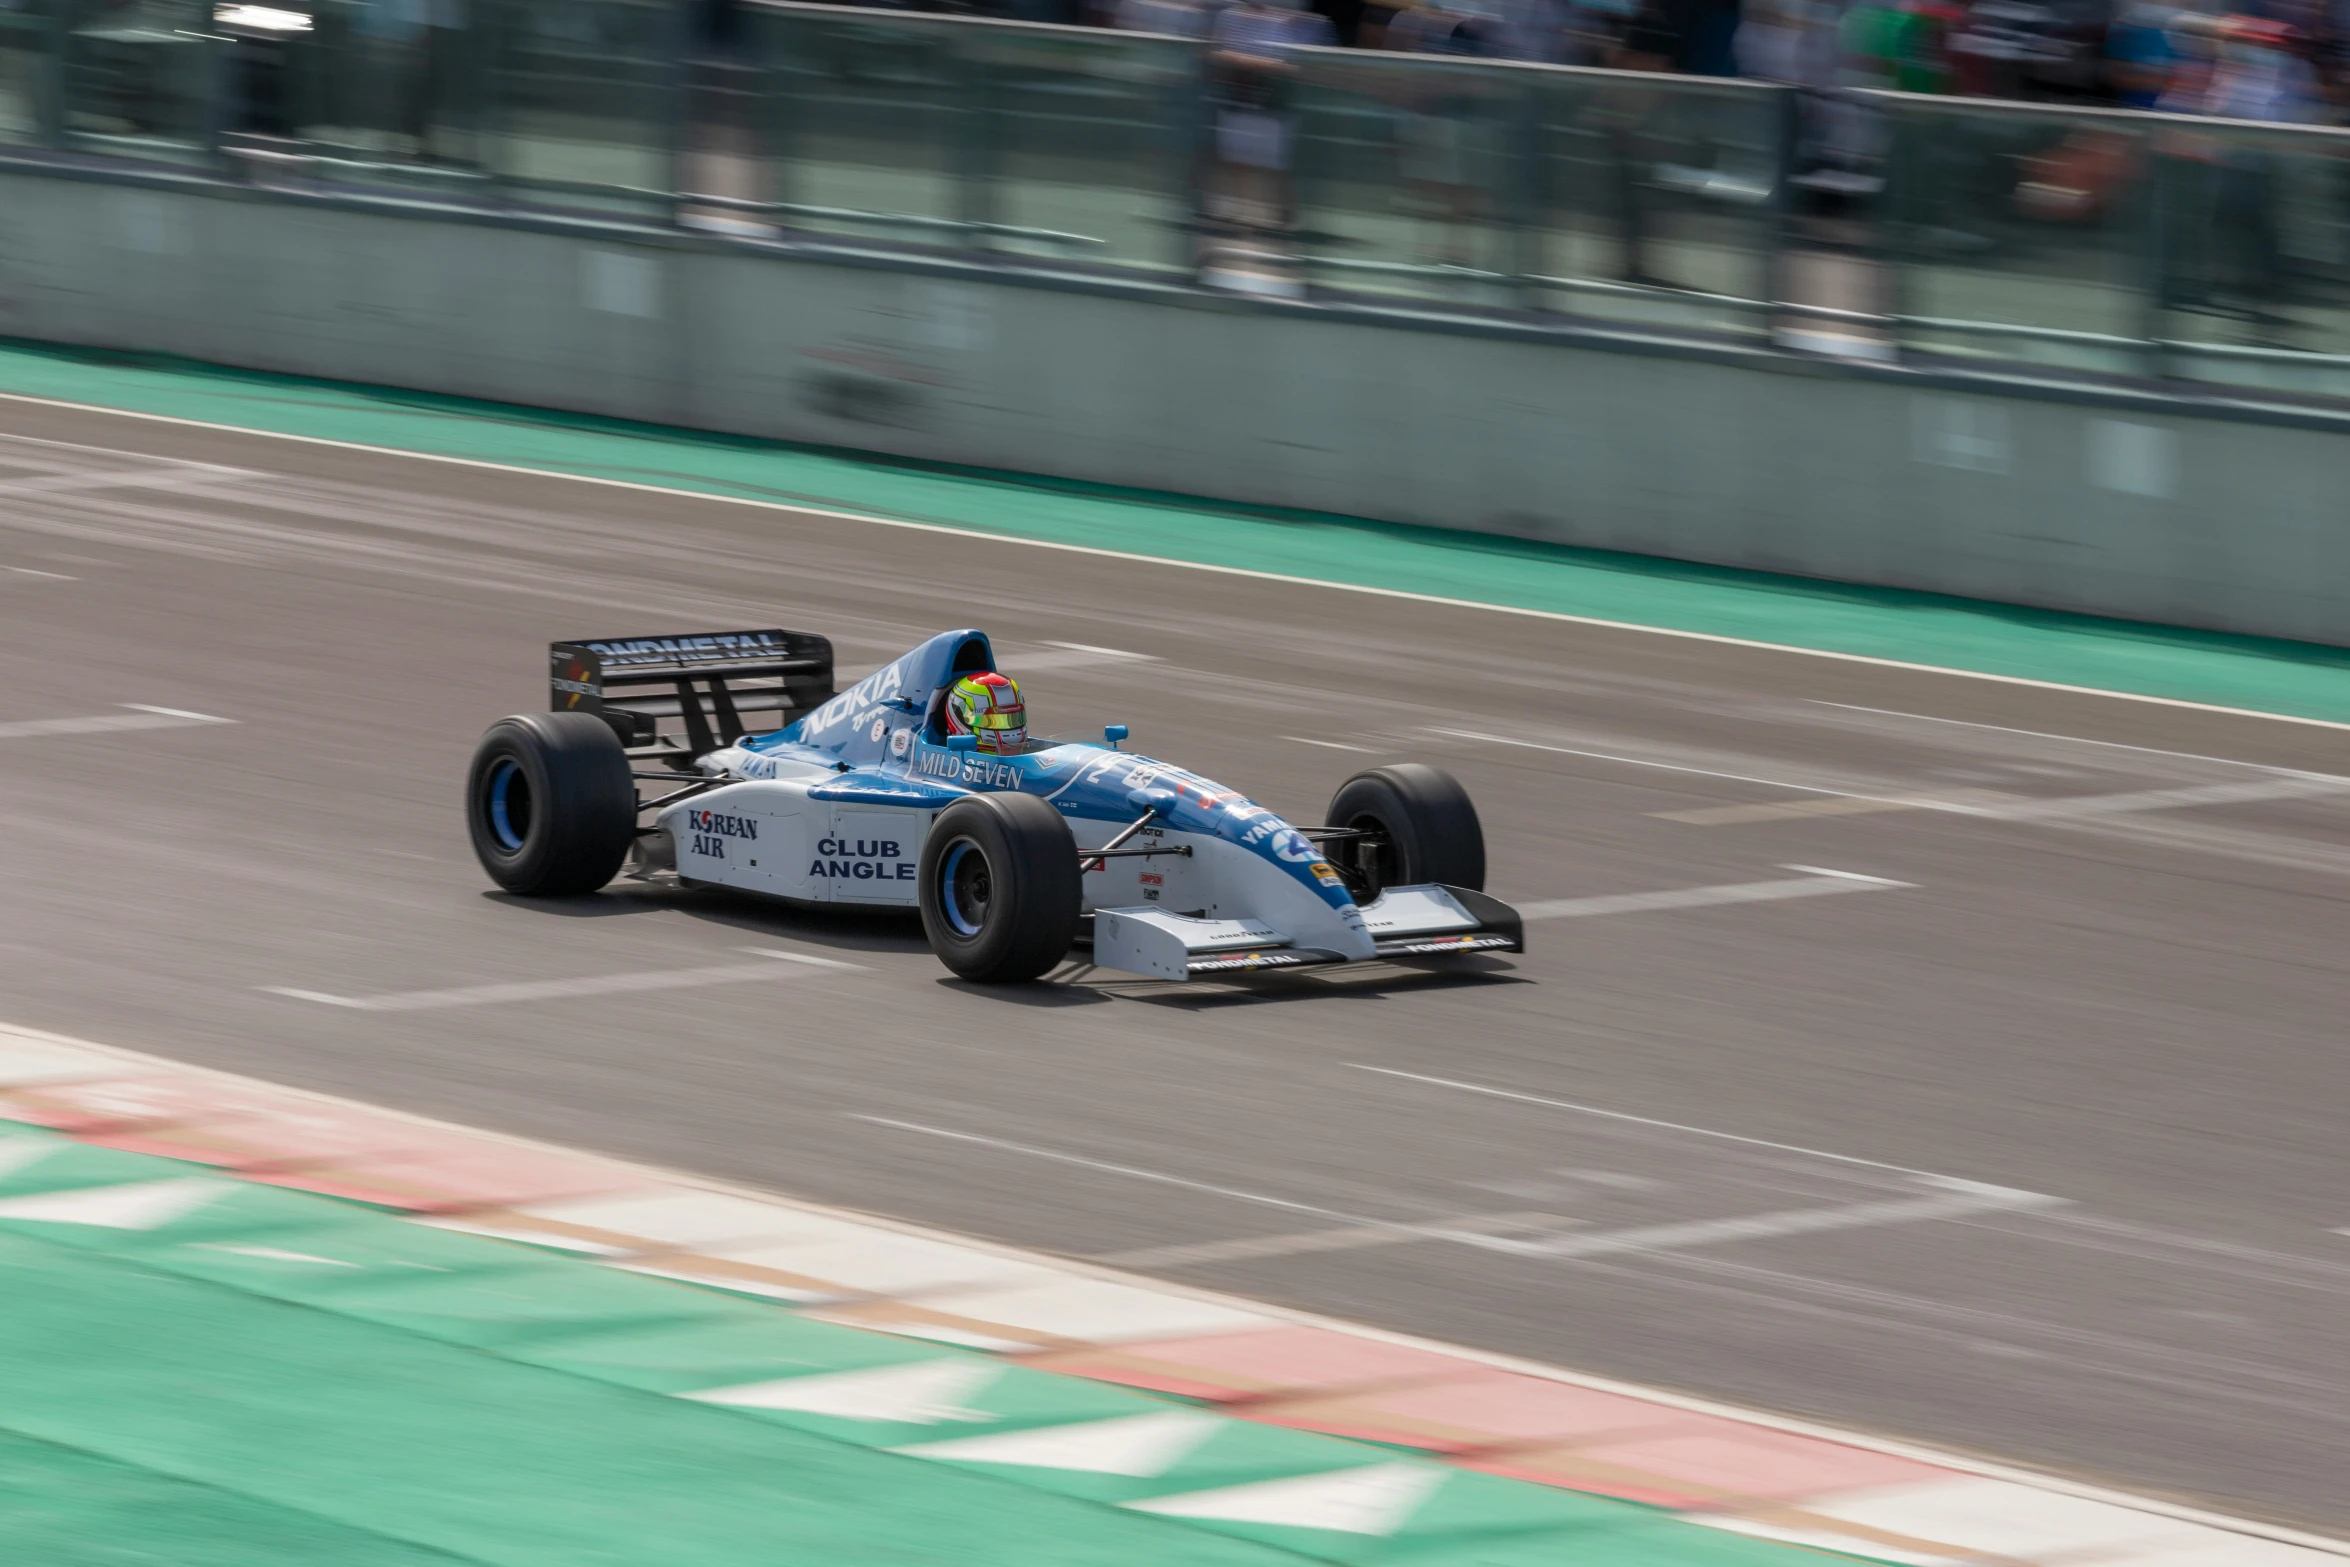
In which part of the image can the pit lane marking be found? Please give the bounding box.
[1512,868,1912,922]
[261,948,861,1011]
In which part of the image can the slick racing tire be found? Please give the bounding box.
[1324,763,1486,901]
[919,793,1082,985]
[466,712,638,896]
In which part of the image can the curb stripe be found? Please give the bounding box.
[1,1020,2343,1562]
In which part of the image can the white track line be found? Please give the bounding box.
[850,1115,1380,1225]
[1431,727,1890,799]
[1347,1063,1948,1179]
[1806,701,2350,779]
[260,948,859,1011]
[8,389,2350,734]
[0,467,245,501]
[1984,776,2350,821]
[1487,1178,2064,1260]
[1515,869,1911,922]
[1444,725,2350,826]
[0,705,234,740]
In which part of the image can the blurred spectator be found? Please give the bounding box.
[1841,0,1959,93]
[1388,0,1510,52]
[2205,15,2322,120]
[2104,0,2181,108]
[1614,0,1743,72]
[2148,16,2323,332]
[1386,0,1567,57]
[1382,0,1520,264]
[1202,0,1333,278]
[1737,0,1837,85]
[1116,0,1224,35]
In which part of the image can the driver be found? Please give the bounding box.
[944,671,1027,754]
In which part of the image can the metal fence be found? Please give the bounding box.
[6,0,2350,403]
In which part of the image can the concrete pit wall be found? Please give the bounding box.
[2,168,2344,646]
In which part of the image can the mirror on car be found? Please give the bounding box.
[1104,724,1129,749]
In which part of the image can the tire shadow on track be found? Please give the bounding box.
[1062,956,1531,1012]
[478,885,934,962]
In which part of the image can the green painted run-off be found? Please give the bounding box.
[0,1123,1824,1566]
[4,339,2350,724]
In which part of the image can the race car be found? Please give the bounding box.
[463,626,1522,984]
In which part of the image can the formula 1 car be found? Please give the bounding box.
[464,627,1522,984]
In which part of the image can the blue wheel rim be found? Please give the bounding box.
[939,840,987,937]
[486,759,527,852]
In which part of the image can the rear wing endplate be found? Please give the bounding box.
[550,630,834,757]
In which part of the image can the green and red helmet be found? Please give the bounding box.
[944,671,1026,752]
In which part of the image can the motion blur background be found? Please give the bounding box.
[6,0,2350,386]
[8,0,2350,1547]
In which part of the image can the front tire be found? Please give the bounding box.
[1323,763,1486,901]
[918,793,1082,984]
[466,712,637,896]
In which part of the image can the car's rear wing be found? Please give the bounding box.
[550,629,834,758]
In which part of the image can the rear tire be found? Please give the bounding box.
[1324,763,1485,900]
[466,712,637,896]
[918,793,1082,984]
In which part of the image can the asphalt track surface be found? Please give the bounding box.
[4,401,2349,1535]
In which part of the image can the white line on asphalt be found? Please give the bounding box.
[0,705,236,740]
[120,704,233,723]
[1430,727,1893,801]
[1017,642,1161,673]
[1474,1177,2065,1260]
[1095,1211,1574,1270]
[1513,868,1911,922]
[17,389,2350,736]
[1806,701,2350,781]
[3,565,75,579]
[1040,641,1153,659]
[849,1116,1381,1225]
[0,429,257,468]
[1346,1064,1946,1179]
[1984,775,2350,820]
[1442,725,2350,827]
[1283,736,1374,752]
[0,467,244,500]
[851,1117,1606,1259]
[1095,1224,1458,1270]
[259,948,861,1011]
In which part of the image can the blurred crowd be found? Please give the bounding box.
[1002,0,2350,125]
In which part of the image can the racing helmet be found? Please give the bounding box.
[944,671,1026,753]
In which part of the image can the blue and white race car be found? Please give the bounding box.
[465,626,1522,984]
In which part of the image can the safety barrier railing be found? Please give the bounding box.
[6,0,2350,406]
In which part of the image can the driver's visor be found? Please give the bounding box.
[969,708,1025,730]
